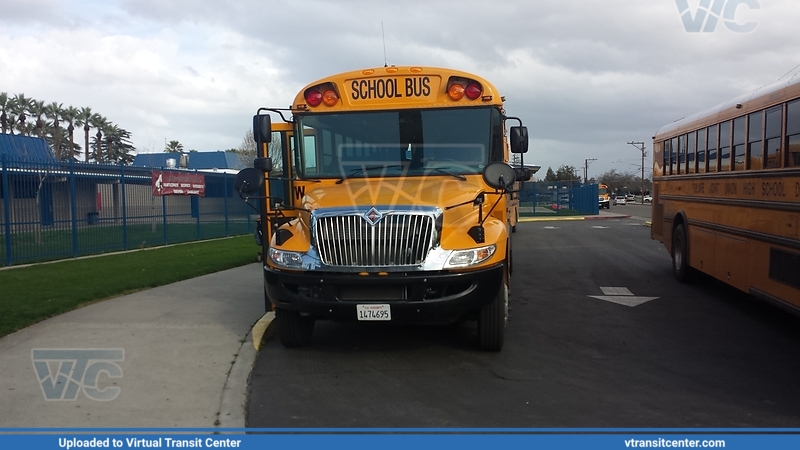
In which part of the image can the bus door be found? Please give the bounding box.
[263,122,296,240]
[265,124,318,233]
[287,128,320,212]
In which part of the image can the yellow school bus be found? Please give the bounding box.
[235,66,530,350]
[598,183,611,209]
[652,73,800,312]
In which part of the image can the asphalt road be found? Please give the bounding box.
[247,215,800,428]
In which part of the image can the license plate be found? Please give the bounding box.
[356,304,391,321]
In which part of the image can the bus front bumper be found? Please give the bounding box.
[264,264,504,324]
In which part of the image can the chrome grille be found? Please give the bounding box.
[315,213,436,267]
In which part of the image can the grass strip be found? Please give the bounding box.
[0,235,259,338]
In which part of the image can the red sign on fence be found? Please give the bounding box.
[152,171,206,196]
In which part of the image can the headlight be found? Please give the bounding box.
[268,248,304,269]
[445,244,496,268]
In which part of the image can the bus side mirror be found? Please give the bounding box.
[234,168,264,196]
[482,162,517,191]
[510,126,528,154]
[253,114,272,146]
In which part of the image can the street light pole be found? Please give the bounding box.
[627,141,646,204]
[584,158,597,184]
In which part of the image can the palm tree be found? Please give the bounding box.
[29,100,47,138]
[0,92,9,134]
[76,107,98,163]
[22,122,38,137]
[5,114,16,135]
[62,106,80,160]
[91,115,109,162]
[11,94,31,136]
[164,140,184,153]
[46,102,64,159]
[104,124,136,164]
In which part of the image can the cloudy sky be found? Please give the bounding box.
[2,0,798,179]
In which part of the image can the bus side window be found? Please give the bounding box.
[719,120,732,171]
[268,131,287,209]
[765,105,782,169]
[679,134,687,174]
[670,137,678,175]
[687,131,696,174]
[786,99,800,167]
[748,110,764,171]
[708,124,719,172]
[733,116,746,171]
[697,128,707,173]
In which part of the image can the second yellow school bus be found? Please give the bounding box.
[652,73,800,312]
[235,66,530,351]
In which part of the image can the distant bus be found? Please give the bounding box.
[652,74,800,311]
[598,183,611,209]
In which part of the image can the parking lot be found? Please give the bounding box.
[247,214,800,428]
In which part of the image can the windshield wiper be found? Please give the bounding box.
[335,165,405,184]
[427,167,467,181]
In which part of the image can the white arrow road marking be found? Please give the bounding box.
[592,226,609,229]
[588,286,659,307]
[601,287,632,295]
[543,226,559,229]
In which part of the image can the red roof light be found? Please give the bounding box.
[465,83,482,100]
[305,89,322,107]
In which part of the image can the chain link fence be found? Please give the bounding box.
[519,181,600,217]
[1,155,255,267]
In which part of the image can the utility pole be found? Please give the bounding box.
[627,141,646,204]
[584,158,597,184]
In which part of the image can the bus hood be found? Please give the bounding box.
[300,177,484,211]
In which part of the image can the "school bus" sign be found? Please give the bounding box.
[346,76,440,103]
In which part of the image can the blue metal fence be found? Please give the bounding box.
[519,182,600,217]
[0,155,255,267]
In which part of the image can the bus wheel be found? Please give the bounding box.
[276,309,315,348]
[672,223,693,283]
[477,281,508,351]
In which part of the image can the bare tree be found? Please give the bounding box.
[228,129,282,171]
[597,169,651,195]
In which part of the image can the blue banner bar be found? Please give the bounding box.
[1,430,800,450]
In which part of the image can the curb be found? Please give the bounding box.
[216,311,274,429]
[519,214,630,223]
[585,215,631,220]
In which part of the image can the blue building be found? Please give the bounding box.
[132,151,247,171]
[0,134,55,162]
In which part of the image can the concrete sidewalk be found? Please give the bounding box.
[0,263,267,428]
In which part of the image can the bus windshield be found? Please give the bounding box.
[295,107,499,179]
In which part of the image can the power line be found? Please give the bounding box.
[777,61,800,82]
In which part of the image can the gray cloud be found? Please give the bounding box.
[2,0,798,176]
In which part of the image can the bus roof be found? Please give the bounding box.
[291,66,504,113]
[654,70,800,140]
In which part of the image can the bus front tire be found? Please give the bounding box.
[477,281,508,352]
[672,223,693,283]
[276,309,315,348]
